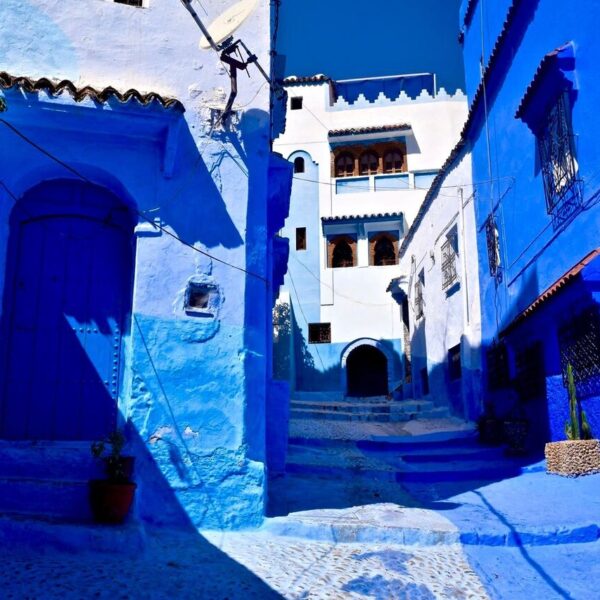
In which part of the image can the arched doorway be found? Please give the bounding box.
[0,179,135,440]
[346,345,389,397]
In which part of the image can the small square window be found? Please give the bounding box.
[448,344,462,380]
[291,97,303,110]
[296,227,307,251]
[309,323,331,344]
[114,0,144,6]
[185,282,218,316]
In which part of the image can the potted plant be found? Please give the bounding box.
[545,364,600,476]
[476,401,503,445]
[89,429,136,524]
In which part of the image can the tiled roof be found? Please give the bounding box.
[328,124,411,138]
[282,74,331,86]
[501,248,600,336]
[400,0,525,258]
[0,72,185,112]
[322,212,403,223]
[515,44,570,120]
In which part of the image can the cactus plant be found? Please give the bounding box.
[565,364,593,440]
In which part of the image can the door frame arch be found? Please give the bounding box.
[340,338,394,396]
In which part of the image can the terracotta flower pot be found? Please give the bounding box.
[89,480,137,524]
[545,439,600,477]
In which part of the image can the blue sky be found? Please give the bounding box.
[276,0,465,92]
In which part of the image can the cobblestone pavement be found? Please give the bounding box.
[0,528,489,599]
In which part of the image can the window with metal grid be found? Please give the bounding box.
[308,323,331,344]
[485,214,501,279]
[414,277,424,320]
[558,306,600,397]
[441,230,458,291]
[537,93,582,226]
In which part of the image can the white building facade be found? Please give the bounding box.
[274,74,468,401]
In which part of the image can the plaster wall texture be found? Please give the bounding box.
[0,0,287,528]
[397,151,482,419]
[274,79,468,395]
[460,0,600,443]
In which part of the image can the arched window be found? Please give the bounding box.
[359,151,379,175]
[373,235,397,266]
[383,150,404,173]
[331,239,354,268]
[293,156,305,174]
[335,153,354,177]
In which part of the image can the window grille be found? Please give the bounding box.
[558,306,600,397]
[308,323,331,344]
[485,214,501,279]
[515,342,545,402]
[441,230,458,291]
[414,278,424,319]
[537,93,582,226]
[448,344,462,380]
[487,342,510,390]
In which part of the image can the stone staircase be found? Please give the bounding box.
[0,441,145,552]
[0,441,103,521]
[290,395,450,423]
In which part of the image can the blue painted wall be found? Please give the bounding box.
[0,0,290,529]
[461,0,600,444]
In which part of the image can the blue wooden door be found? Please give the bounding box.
[0,180,134,440]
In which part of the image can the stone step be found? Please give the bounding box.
[265,504,461,546]
[0,513,145,554]
[289,406,449,422]
[0,476,93,520]
[290,399,439,414]
[0,441,103,480]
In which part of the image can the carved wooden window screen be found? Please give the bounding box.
[359,152,379,175]
[335,153,355,177]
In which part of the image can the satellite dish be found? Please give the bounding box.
[199,0,258,50]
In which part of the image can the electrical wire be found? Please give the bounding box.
[0,117,269,285]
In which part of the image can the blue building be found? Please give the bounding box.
[0,0,291,529]
[459,0,600,447]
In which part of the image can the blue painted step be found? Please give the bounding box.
[0,477,92,520]
[0,441,104,521]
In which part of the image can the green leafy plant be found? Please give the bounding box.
[91,429,131,482]
[0,97,6,113]
[565,363,593,440]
